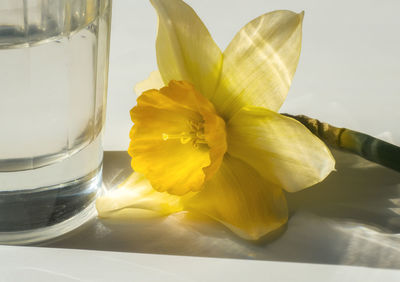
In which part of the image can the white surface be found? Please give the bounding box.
[31,150,399,279]
[0,245,399,282]
[104,0,400,150]
[7,1,397,280]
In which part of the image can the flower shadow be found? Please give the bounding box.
[286,149,400,233]
[42,150,400,269]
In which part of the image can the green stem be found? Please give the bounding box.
[283,114,400,173]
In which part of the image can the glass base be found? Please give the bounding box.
[0,167,102,245]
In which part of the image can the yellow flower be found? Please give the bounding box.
[97,0,335,240]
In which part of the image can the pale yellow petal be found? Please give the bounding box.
[150,0,222,97]
[211,10,304,119]
[134,70,164,97]
[227,106,335,193]
[183,155,288,240]
[96,173,184,218]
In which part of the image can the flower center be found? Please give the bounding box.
[162,120,207,148]
[129,80,227,195]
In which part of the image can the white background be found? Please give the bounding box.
[104,0,400,150]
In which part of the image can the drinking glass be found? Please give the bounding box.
[0,0,112,244]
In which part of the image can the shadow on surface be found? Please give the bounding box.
[287,149,400,232]
[42,150,400,269]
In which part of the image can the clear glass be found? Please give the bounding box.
[0,0,112,244]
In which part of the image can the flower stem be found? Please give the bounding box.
[283,114,400,173]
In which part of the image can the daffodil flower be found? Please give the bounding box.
[97,0,335,240]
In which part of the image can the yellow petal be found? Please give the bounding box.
[134,70,164,97]
[211,10,304,119]
[183,155,288,240]
[129,81,226,195]
[150,0,222,97]
[227,106,335,193]
[96,173,184,218]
